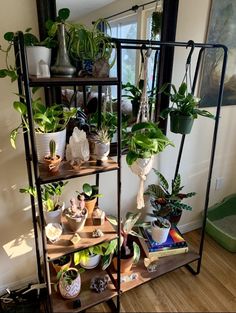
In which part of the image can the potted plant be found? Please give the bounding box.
[52,255,72,273]
[150,216,171,244]
[20,181,68,224]
[11,97,76,160]
[44,139,62,173]
[67,19,114,77]
[57,267,84,299]
[104,212,142,273]
[64,198,88,232]
[77,183,103,217]
[0,28,56,79]
[160,82,215,134]
[145,169,196,225]
[73,243,108,269]
[93,128,111,161]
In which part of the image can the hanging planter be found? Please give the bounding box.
[170,113,194,134]
[126,122,173,209]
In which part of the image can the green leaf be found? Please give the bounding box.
[104,239,117,255]
[0,69,7,78]
[126,151,138,166]
[133,242,140,264]
[172,174,181,194]
[106,215,118,226]
[123,212,141,233]
[153,169,169,191]
[10,128,18,149]
[82,183,92,197]
[102,253,113,270]
[13,101,27,115]
[178,82,187,95]
[58,8,70,21]
[131,122,156,132]
[4,32,14,41]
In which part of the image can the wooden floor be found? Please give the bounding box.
[87,229,236,312]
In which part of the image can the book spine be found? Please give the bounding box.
[149,246,189,258]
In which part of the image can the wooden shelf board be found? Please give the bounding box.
[29,76,119,87]
[47,218,117,261]
[50,266,117,312]
[109,250,200,293]
[39,159,119,184]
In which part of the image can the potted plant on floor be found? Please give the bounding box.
[159,82,215,134]
[11,97,76,160]
[125,121,174,209]
[103,212,142,273]
[77,183,103,217]
[44,139,62,173]
[145,169,196,225]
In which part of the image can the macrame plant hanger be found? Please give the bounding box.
[132,45,153,209]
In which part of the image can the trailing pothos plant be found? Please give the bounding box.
[159,82,215,120]
[144,169,196,219]
[124,122,174,166]
[11,97,76,148]
[102,212,142,270]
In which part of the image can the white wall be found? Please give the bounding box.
[1,0,236,292]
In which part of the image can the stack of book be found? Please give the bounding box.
[139,227,188,258]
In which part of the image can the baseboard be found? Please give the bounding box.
[0,274,37,295]
[178,219,202,234]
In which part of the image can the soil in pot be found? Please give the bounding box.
[52,255,72,273]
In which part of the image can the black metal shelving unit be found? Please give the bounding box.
[14,32,227,313]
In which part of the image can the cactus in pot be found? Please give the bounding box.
[44,139,62,173]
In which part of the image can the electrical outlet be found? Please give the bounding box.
[215,177,224,190]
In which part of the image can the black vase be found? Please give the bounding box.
[51,24,76,77]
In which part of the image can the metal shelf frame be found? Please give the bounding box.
[14,33,227,313]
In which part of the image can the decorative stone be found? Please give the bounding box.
[66,127,90,166]
[90,275,109,293]
[92,229,104,238]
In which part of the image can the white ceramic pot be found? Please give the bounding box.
[59,268,81,299]
[94,142,110,161]
[151,220,171,244]
[35,128,66,162]
[44,203,64,224]
[26,46,51,76]
[80,254,101,269]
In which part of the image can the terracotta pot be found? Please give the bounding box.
[52,255,72,273]
[112,256,134,273]
[59,268,81,299]
[80,254,101,269]
[151,220,171,244]
[65,208,88,232]
[85,198,97,217]
[44,155,61,173]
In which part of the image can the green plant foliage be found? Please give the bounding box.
[125,122,174,166]
[159,82,215,120]
[145,169,196,220]
[77,183,103,200]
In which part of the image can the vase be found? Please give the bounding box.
[51,24,76,77]
[26,46,51,76]
[59,268,81,299]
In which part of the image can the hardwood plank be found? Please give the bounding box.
[47,218,117,261]
[39,159,119,184]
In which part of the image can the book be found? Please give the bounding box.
[139,235,189,258]
[140,227,187,251]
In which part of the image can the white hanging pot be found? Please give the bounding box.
[130,156,154,210]
[59,268,81,299]
[26,46,51,76]
[35,128,66,162]
[151,220,171,244]
[80,254,101,269]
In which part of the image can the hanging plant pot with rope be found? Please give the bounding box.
[126,122,174,209]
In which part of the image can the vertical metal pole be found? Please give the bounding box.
[14,37,42,283]
[174,135,185,179]
[116,39,122,313]
[197,46,228,274]
[18,32,52,312]
[150,50,159,121]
